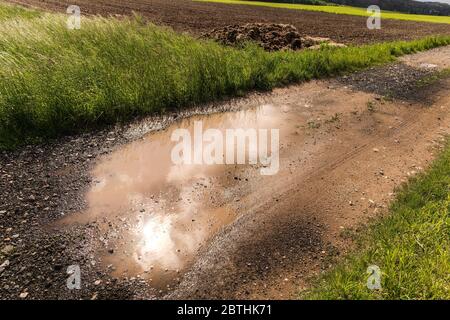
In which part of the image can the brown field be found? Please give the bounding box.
[6,0,450,44]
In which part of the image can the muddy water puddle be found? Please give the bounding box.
[59,103,303,288]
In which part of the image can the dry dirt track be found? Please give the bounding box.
[1,46,450,300]
[6,0,450,44]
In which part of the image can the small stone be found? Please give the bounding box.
[1,245,14,255]
[373,148,380,153]
[94,280,101,286]
[0,259,10,272]
[19,292,28,299]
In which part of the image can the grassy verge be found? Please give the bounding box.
[0,1,40,20]
[305,140,450,300]
[1,5,450,149]
[197,0,450,24]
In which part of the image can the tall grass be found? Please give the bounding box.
[0,1,40,20]
[198,0,450,24]
[0,15,271,148]
[305,142,450,300]
[1,12,450,148]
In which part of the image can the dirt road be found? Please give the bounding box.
[1,47,450,300]
[5,0,450,45]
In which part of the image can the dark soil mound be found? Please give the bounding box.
[203,23,303,51]
[202,23,345,51]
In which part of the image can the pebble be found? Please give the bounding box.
[0,259,10,273]
[1,245,14,255]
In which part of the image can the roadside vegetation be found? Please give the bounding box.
[306,140,450,299]
[1,3,450,149]
[198,0,450,24]
[0,1,40,20]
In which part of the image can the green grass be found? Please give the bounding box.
[1,5,450,149]
[197,0,450,24]
[305,141,450,300]
[0,1,40,20]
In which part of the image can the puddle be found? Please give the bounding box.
[418,63,438,69]
[61,103,296,289]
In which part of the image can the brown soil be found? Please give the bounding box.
[6,0,450,45]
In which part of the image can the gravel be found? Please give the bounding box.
[335,63,439,103]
